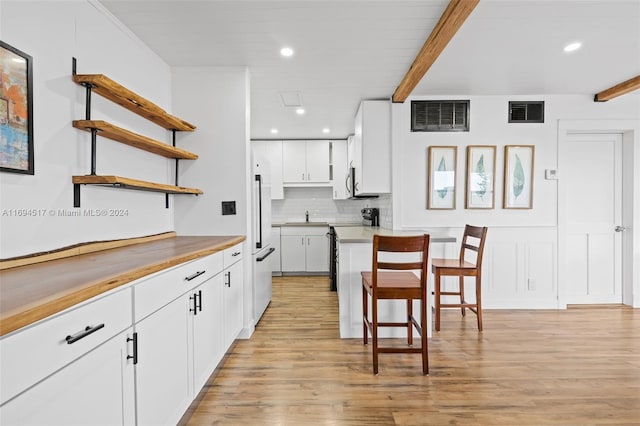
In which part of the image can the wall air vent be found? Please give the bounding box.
[508,101,544,123]
[411,100,470,132]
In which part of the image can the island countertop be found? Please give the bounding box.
[0,234,245,336]
[335,226,456,243]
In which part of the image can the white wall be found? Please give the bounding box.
[172,67,250,237]
[171,66,253,335]
[392,94,640,308]
[0,0,175,258]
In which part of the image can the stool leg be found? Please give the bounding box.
[372,297,379,374]
[407,298,413,346]
[362,286,368,344]
[476,274,483,331]
[434,270,441,331]
[421,295,429,374]
[459,275,466,317]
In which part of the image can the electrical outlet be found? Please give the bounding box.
[527,278,536,291]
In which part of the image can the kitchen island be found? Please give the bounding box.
[335,227,456,338]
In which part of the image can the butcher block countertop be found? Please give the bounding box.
[0,234,245,337]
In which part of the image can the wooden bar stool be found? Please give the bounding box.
[361,234,430,374]
[431,225,488,331]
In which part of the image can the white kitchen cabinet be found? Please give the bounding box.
[352,100,391,195]
[272,226,282,275]
[191,273,224,394]
[0,328,136,426]
[282,140,330,184]
[134,292,192,426]
[223,243,244,349]
[0,287,135,426]
[133,252,224,426]
[331,139,349,199]
[252,140,284,199]
[281,235,307,271]
[306,235,330,272]
[280,226,329,273]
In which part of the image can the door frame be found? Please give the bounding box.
[558,119,639,308]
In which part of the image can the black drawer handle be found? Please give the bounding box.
[66,323,105,344]
[185,270,206,281]
[232,251,241,257]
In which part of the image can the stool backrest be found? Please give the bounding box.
[459,225,488,267]
[372,234,430,283]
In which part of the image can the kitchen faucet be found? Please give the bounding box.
[305,210,309,222]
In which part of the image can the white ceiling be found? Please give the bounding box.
[99,0,640,140]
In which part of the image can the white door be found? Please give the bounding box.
[280,235,306,272]
[564,133,623,304]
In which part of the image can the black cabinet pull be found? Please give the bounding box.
[197,290,203,312]
[65,323,105,344]
[232,251,241,257]
[190,293,198,315]
[225,271,231,287]
[126,332,138,365]
[185,270,206,281]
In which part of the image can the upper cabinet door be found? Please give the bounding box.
[282,140,307,183]
[305,140,330,183]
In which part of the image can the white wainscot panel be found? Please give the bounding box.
[483,228,558,309]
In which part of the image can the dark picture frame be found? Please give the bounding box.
[1,40,34,175]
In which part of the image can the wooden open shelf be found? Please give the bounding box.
[72,74,196,131]
[73,120,198,160]
[72,175,203,195]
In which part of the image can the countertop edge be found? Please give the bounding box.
[0,235,245,337]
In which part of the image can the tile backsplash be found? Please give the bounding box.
[272,187,392,227]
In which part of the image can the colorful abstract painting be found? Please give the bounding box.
[1,41,34,174]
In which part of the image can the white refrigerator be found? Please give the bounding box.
[251,153,275,323]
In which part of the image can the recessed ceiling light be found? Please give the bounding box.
[280,47,294,57]
[563,42,582,53]
[322,128,330,134]
[270,128,279,134]
[295,108,305,115]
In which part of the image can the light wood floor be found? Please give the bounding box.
[180,276,640,425]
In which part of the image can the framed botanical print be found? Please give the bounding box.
[503,145,535,209]
[427,146,457,209]
[466,145,496,209]
[0,40,34,175]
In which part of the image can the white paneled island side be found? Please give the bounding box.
[335,227,456,339]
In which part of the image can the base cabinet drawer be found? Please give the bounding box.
[0,328,135,426]
[0,288,132,405]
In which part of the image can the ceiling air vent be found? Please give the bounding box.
[508,101,544,123]
[411,100,470,132]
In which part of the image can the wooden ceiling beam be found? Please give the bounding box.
[392,0,479,103]
[594,75,640,102]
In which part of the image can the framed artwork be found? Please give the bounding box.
[0,40,34,175]
[503,145,535,209]
[427,146,457,209]
[466,145,496,209]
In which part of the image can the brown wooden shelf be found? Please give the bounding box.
[73,120,198,160]
[72,74,196,131]
[72,175,203,195]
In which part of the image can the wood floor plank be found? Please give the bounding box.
[180,276,640,425]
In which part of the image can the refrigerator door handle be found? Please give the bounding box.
[257,247,276,262]
[255,174,263,249]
